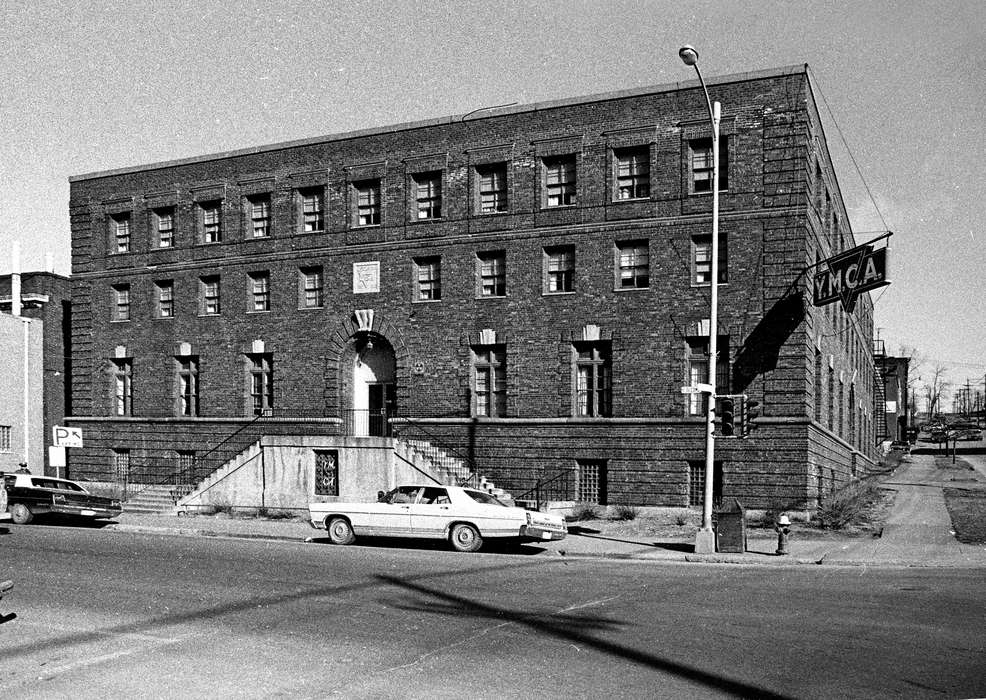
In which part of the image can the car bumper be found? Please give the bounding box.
[52,505,122,519]
[519,525,567,542]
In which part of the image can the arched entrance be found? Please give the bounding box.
[351,334,396,437]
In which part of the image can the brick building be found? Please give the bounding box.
[67,65,877,512]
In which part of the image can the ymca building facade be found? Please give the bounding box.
[67,65,877,512]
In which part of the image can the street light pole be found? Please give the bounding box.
[679,45,721,554]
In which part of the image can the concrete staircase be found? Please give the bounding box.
[396,438,513,502]
[123,484,193,514]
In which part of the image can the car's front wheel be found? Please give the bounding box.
[10,503,33,525]
[326,517,355,545]
[450,523,483,552]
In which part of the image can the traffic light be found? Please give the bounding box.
[741,399,761,437]
[717,396,736,436]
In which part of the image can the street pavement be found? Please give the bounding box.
[100,450,986,568]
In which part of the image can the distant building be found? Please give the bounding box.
[0,271,72,475]
[873,341,909,443]
[67,65,877,512]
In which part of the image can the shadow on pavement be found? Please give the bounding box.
[306,535,547,556]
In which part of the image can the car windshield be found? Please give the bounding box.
[31,478,86,492]
[463,490,507,507]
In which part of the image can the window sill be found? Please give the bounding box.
[543,290,575,297]
[540,204,577,210]
[412,298,442,304]
[611,196,650,203]
[110,319,131,323]
[475,294,508,300]
[690,282,729,288]
[613,286,650,293]
[352,223,381,230]
[246,310,272,314]
[298,305,325,311]
[477,210,509,216]
[198,313,222,318]
[153,316,175,321]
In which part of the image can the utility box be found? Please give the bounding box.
[715,499,747,553]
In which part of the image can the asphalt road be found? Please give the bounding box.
[1,525,984,699]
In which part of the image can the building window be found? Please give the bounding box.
[473,345,506,417]
[176,356,199,417]
[155,280,174,319]
[689,136,729,193]
[692,234,728,285]
[0,425,10,452]
[249,271,271,312]
[111,213,131,254]
[113,449,131,484]
[544,155,576,207]
[544,246,575,294]
[354,179,381,226]
[616,240,650,289]
[247,194,271,238]
[112,284,130,322]
[688,460,723,508]
[575,342,611,417]
[300,188,324,232]
[414,172,442,220]
[827,365,835,431]
[200,276,221,316]
[477,163,508,213]
[112,358,133,416]
[314,450,339,497]
[414,256,441,301]
[687,337,729,416]
[615,147,650,200]
[199,200,222,243]
[477,251,506,298]
[154,207,175,248]
[299,266,324,308]
[176,450,197,482]
[248,353,274,416]
[576,460,607,504]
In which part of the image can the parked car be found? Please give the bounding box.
[309,484,567,552]
[1,473,123,525]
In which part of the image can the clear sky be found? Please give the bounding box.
[2,0,983,401]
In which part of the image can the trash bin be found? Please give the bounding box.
[715,499,747,553]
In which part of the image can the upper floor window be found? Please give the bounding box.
[354,179,381,226]
[176,356,199,417]
[615,147,650,200]
[155,280,174,319]
[414,256,441,301]
[689,136,729,193]
[249,271,271,312]
[472,345,506,418]
[575,342,611,417]
[477,163,508,214]
[544,155,577,207]
[299,266,324,308]
[200,275,221,316]
[544,246,575,294]
[199,200,222,243]
[248,353,274,416]
[616,240,650,289]
[692,234,728,285]
[414,172,442,220]
[112,284,130,322]
[247,194,271,238]
[299,188,324,232]
[477,251,506,298]
[111,213,131,254]
[686,337,729,416]
[112,358,133,416]
[154,207,175,248]
[0,425,10,452]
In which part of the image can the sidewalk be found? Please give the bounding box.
[102,451,986,568]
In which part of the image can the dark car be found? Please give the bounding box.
[1,473,122,525]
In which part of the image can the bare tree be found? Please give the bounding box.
[898,345,924,422]
[922,362,951,420]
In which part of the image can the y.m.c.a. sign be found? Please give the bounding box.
[813,243,889,313]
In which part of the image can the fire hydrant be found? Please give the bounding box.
[775,514,791,555]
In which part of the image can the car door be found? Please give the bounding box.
[363,486,418,537]
[409,486,455,538]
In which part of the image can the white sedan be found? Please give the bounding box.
[309,484,567,552]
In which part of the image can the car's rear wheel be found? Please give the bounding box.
[10,503,33,525]
[450,523,483,552]
[326,517,355,545]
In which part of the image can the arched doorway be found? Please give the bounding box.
[351,334,396,437]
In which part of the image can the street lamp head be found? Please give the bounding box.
[679,45,699,66]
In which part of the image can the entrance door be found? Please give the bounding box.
[367,383,395,437]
